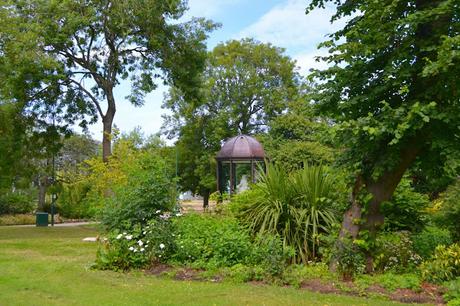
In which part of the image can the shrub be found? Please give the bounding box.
[420,243,460,283]
[355,273,421,292]
[433,179,460,241]
[58,180,94,219]
[0,190,35,215]
[381,177,430,232]
[283,263,335,288]
[335,237,365,281]
[96,224,151,271]
[234,163,340,263]
[172,214,253,268]
[413,225,452,259]
[100,150,177,230]
[373,231,422,273]
[0,214,36,225]
[444,277,460,304]
[95,216,175,271]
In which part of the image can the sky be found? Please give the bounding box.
[85,0,343,141]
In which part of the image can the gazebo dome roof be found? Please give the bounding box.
[216,135,265,160]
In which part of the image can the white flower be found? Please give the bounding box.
[140,248,145,252]
[159,255,162,258]
[138,240,144,246]
[175,213,182,217]
[142,231,146,235]
[116,234,123,240]
[159,243,165,249]
[123,232,127,235]
[125,235,133,240]
[129,246,134,251]
[133,249,137,253]
[147,240,150,243]
[145,245,149,248]
[155,210,161,214]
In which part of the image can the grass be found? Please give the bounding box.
[0,226,423,306]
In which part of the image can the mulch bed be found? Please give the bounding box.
[146,263,446,305]
[300,279,445,305]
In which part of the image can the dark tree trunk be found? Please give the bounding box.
[102,90,116,163]
[203,190,210,210]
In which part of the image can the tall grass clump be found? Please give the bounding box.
[234,163,338,263]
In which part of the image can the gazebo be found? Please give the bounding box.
[216,135,266,195]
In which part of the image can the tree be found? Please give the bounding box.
[260,88,336,171]
[0,0,215,161]
[307,0,460,271]
[163,39,300,207]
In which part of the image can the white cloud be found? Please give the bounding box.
[237,0,344,74]
[238,0,338,49]
[185,0,243,19]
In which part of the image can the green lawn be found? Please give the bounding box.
[0,226,421,306]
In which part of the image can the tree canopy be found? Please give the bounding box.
[0,0,216,161]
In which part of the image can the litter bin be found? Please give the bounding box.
[36,212,49,227]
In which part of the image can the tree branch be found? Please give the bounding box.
[69,79,104,118]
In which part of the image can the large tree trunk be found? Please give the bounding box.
[333,136,424,273]
[102,90,116,163]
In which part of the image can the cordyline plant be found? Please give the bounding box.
[239,163,337,264]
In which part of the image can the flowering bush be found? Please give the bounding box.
[95,213,291,277]
[95,224,151,271]
[95,212,177,270]
[374,231,422,273]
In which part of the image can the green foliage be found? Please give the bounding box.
[0,190,35,215]
[261,97,336,171]
[57,180,94,219]
[373,231,422,273]
[172,214,252,268]
[56,133,176,227]
[101,152,177,230]
[444,278,460,304]
[96,213,291,278]
[283,263,335,288]
[413,226,453,259]
[235,163,340,263]
[307,0,460,182]
[433,179,460,241]
[421,243,460,283]
[335,237,365,280]
[381,178,430,232]
[355,273,421,292]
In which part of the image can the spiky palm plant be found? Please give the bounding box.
[240,163,337,263]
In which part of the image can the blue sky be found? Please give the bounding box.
[86,0,343,141]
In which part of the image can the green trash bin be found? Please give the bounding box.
[36,212,49,227]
